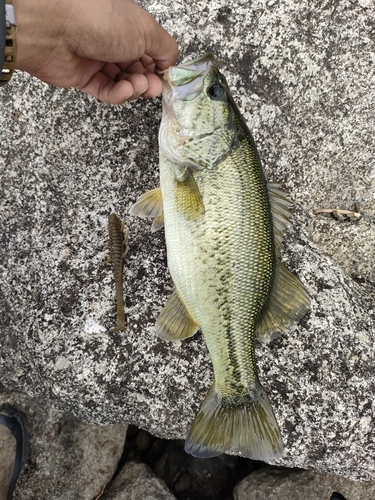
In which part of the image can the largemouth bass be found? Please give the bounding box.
[130,54,309,460]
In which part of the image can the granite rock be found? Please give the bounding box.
[0,0,374,482]
[101,461,176,500]
[234,466,375,500]
[0,388,127,500]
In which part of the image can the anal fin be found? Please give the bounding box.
[156,290,199,341]
[256,259,309,343]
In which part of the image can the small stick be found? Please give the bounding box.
[313,202,361,222]
[93,484,107,500]
[313,208,361,217]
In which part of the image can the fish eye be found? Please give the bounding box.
[207,83,225,100]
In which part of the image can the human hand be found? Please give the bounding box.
[12,0,178,104]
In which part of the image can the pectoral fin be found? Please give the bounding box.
[175,169,205,221]
[151,214,165,232]
[129,187,164,231]
[256,259,309,343]
[156,290,199,341]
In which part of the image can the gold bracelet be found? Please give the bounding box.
[0,0,17,86]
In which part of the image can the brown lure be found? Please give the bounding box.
[107,213,129,331]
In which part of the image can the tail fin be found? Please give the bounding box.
[184,379,283,460]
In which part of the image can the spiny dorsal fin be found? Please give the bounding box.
[175,169,205,221]
[256,258,309,343]
[156,290,200,341]
[129,187,164,231]
[267,182,293,256]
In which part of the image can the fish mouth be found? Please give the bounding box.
[158,53,215,80]
[160,53,216,101]
[173,53,215,73]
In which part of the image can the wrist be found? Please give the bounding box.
[0,0,17,86]
[11,0,72,74]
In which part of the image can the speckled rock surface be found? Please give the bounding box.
[0,0,374,482]
[101,461,176,500]
[0,387,127,500]
[234,466,375,500]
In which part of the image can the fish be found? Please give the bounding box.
[130,54,309,460]
[107,213,129,332]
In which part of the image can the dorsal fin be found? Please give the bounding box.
[256,258,309,343]
[256,183,309,342]
[267,182,293,256]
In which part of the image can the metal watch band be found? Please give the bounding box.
[0,1,4,72]
[0,0,17,86]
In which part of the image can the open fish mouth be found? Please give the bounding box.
[158,53,215,79]
[160,53,216,101]
[171,53,215,74]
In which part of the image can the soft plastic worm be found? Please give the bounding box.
[107,213,129,331]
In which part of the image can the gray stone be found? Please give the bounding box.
[101,461,176,500]
[0,419,16,500]
[0,389,127,500]
[234,467,375,500]
[0,0,374,482]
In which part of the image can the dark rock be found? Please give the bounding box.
[101,461,176,500]
[234,467,375,500]
[135,429,153,451]
[123,427,254,500]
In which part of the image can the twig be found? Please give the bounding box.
[93,484,107,500]
[313,202,361,222]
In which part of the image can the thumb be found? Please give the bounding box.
[139,8,178,70]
